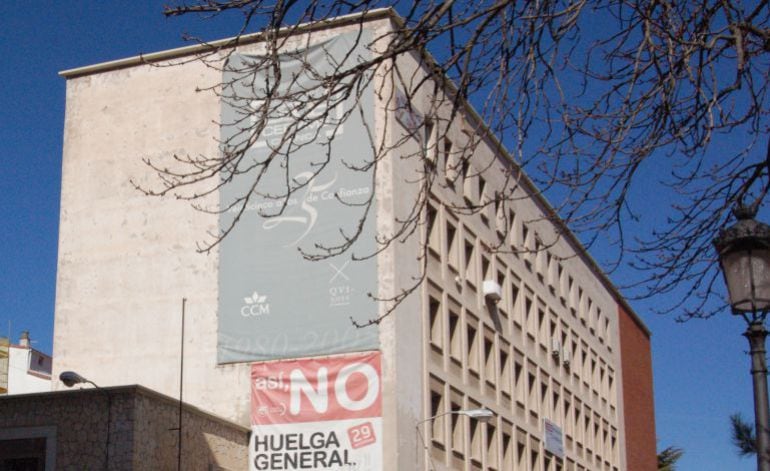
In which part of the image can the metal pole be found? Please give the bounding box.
[104,391,112,471]
[178,298,186,471]
[745,321,770,471]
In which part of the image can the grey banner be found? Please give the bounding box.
[217,31,378,363]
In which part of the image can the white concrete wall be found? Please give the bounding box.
[54,46,251,423]
[8,347,51,394]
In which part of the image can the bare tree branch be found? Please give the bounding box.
[142,1,770,320]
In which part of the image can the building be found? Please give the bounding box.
[0,385,248,470]
[0,331,52,395]
[52,9,655,470]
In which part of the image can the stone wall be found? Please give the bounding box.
[0,385,248,470]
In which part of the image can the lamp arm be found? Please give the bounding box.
[415,410,460,427]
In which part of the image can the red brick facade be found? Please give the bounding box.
[618,304,657,470]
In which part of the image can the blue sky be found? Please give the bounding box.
[0,2,761,469]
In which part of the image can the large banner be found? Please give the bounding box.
[217,31,378,363]
[249,352,382,471]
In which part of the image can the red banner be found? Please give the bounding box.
[251,351,381,425]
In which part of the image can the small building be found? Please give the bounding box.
[0,331,51,395]
[0,385,248,470]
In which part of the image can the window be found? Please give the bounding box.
[521,224,530,253]
[516,434,527,469]
[0,438,47,470]
[564,394,573,438]
[527,369,538,416]
[428,296,443,352]
[537,307,547,348]
[525,296,536,340]
[508,209,518,251]
[495,197,506,236]
[599,362,607,400]
[499,341,512,398]
[451,399,465,457]
[462,159,475,203]
[571,341,579,378]
[487,422,499,469]
[547,252,558,292]
[467,318,480,377]
[535,238,546,281]
[464,238,477,287]
[502,430,513,470]
[588,299,597,335]
[531,447,540,470]
[426,204,440,255]
[574,400,583,445]
[446,220,459,271]
[0,426,55,471]
[429,379,446,447]
[484,334,496,389]
[444,138,456,183]
[479,176,490,226]
[469,410,483,463]
[512,282,522,330]
[497,268,510,325]
[423,118,435,161]
[582,344,590,388]
[552,385,561,420]
[449,308,462,363]
[550,320,559,363]
[481,256,491,285]
[514,359,525,407]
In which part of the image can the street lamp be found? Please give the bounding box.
[714,203,770,471]
[59,371,111,470]
[416,408,494,470]
[59,371,98,388]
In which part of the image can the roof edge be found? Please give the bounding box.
[59,8,396,79]
[0,384,250,433]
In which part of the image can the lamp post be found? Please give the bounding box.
[714,203,770,471]
[415,408,494,471]
[59,371,111,471]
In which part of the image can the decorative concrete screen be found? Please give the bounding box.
[249,352,382,471]
[218,31,378,363]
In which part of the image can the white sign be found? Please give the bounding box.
[543,418,565,458]
[250,352,383,470]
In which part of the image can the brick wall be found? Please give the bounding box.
[618,304,657,470]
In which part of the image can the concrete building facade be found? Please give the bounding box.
[53,9,655,470]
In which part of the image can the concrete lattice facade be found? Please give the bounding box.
[53,10,655,470]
